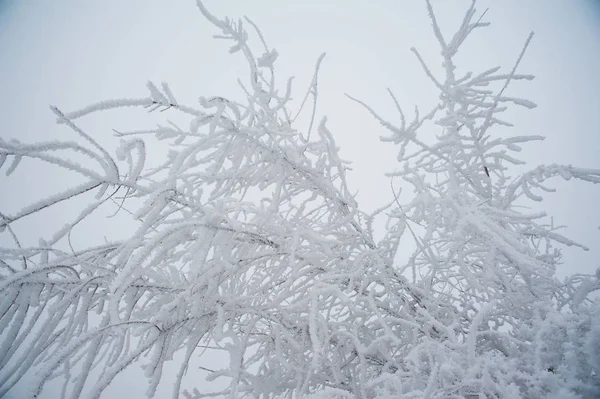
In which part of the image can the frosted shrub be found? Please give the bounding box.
[1,1,598,398]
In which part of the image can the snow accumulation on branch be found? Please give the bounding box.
[0,0,599,398]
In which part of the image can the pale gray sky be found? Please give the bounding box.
[1,1,599,397]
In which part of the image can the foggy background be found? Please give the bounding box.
[1,0,599,397]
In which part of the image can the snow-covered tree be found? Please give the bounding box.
[1,1,598,398]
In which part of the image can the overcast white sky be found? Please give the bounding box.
[1,1,600,397]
